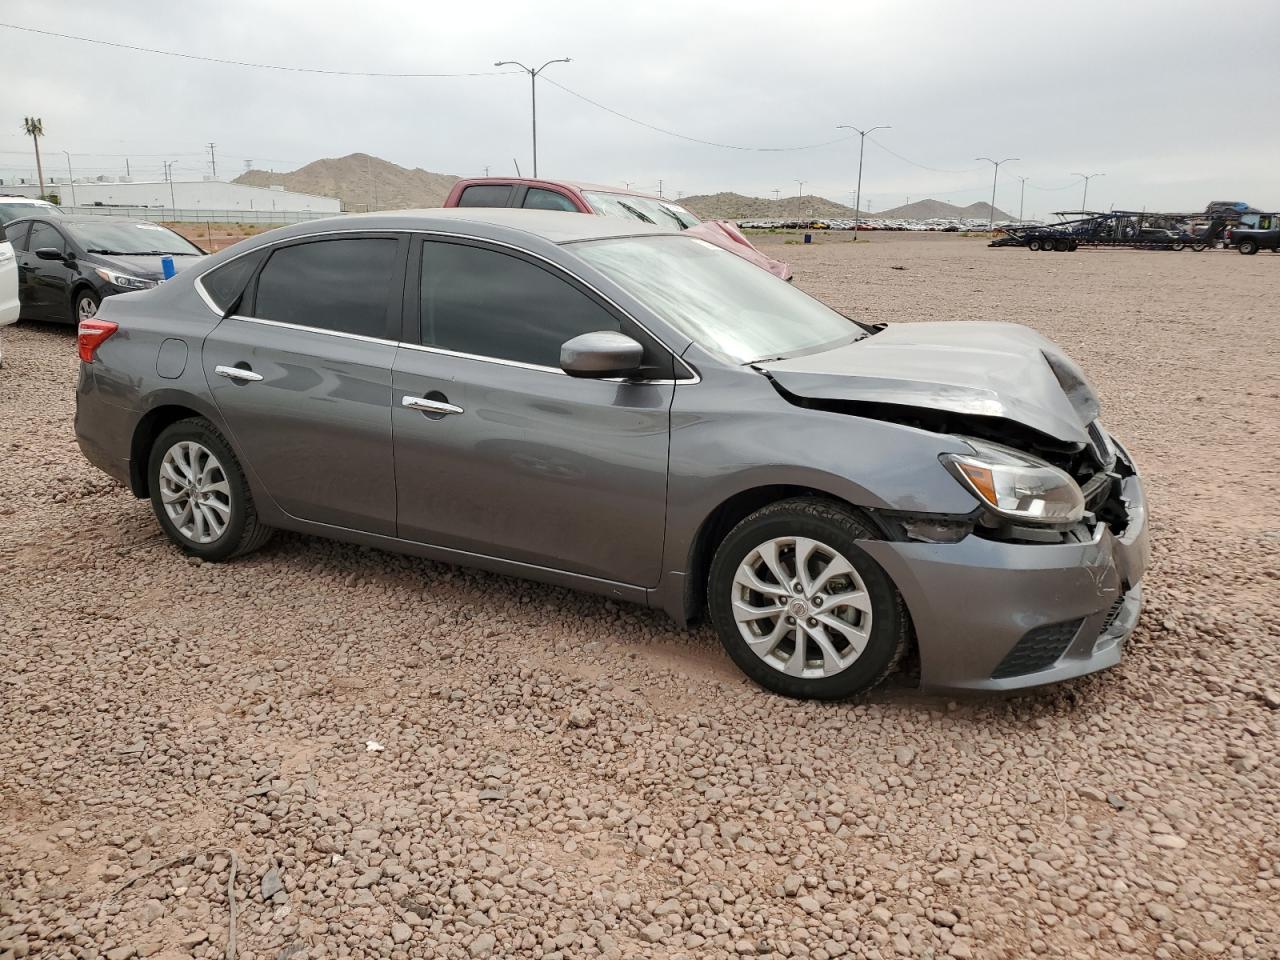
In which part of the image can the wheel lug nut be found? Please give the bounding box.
[785,616,795,625]
[812,596,823,607]
[807,617,818,627]
[792,582,802,592]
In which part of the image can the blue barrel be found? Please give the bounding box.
[161,255,176,280]
[803,233,813,244]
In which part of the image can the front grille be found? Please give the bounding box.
[991,618,1084,679]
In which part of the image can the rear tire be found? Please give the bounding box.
[1027,238,1042,252]
[707,497,909,700]
[147,418,273,562]
[1238,239,1259,255]
[1053,238,1069,252]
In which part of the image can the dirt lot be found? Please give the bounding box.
[2,234,1277,960]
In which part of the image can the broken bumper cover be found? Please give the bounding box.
[860,472,1149,692]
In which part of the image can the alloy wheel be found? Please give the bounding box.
[158,440,231,543]
[77,296,98,323]
[731,536,873,679]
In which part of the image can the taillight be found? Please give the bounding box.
[78,318,119,363]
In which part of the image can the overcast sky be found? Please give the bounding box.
[3,1,1277,215]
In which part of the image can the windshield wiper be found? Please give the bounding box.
[615,201,656,225]
[86,247,124,255]
[125,250,198,256]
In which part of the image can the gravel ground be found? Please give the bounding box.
[1,234,1277,960]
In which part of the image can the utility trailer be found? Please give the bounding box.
[990,209,1231,252]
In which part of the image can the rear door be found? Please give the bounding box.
[392,236,676,586]
[201,233,407,535]
[0,222,22,326]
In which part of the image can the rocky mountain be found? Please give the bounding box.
[874,198,1013,221]
[678,192,864,221]
[234,153,459,211]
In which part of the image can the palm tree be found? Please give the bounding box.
[22,117,45,200]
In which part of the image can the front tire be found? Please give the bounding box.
[148,418,272,561]
[72,288,100,326]
[707,498,909,700]
[1238,239,1258,255]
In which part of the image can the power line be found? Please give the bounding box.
[1027,177,1087,191]
[0,22,520,77]
[865,137,986,174]
[541,76,855,152]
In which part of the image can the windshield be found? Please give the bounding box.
[74,220,203,256]
[0,202,58,224]
[576,235,865,364]
[583,191,700,230]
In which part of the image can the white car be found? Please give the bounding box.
[0,196,61,224]
[0,231,18,367]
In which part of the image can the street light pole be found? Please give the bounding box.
[1071,172,1104,212]
[975,157,1019,232]
[836,124,890,236]
[494,57,571,178]
[795,180,806,219]
[63,151,76,206]
[165,161,177,213]
[1016,176,1029,223]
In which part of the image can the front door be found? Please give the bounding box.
[392,237,675,587]
[202,233,407,535]
[22,220,72,321]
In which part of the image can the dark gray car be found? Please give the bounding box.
[74,209,1148,699]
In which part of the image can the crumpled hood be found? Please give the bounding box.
[760,321,1100,445]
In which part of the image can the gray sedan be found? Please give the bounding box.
[74,209,1148,699]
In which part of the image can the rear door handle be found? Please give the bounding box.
[401,395,463,415]
[215,365,263,383]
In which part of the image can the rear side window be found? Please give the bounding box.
[4,222,29,251]
[523,188,578,212]
[420,241,620,367]
[456,185,514,207]
[252,238,398,339]
[27,221,65,255]
[199,248,268,314]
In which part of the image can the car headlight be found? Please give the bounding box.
[941,439,1084,525]
[94,267,157,290]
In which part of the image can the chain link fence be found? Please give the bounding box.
[60,206,339,225]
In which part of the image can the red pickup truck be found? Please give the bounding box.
[443,178,792,281]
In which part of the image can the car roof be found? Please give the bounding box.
[284,208,679,244]
[455,177,680,204]
[7,215,163,228]
[0,196,55,204]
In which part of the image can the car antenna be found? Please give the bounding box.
[513,158,522,177]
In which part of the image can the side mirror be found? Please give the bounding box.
[35,247,66,261]
[560,330,644,379]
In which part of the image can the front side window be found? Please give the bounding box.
[420,241,620,368]
[456,185,514,208]
[576,235,865,364]
[26,221,65,255]
[4,221,30,251]
[523,188,578,212]
[253,237,398,339]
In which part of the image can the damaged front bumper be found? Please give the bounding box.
[859,470,1149,693]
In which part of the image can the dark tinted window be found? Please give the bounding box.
[523,188,578,212]
[420,241,619,367]
[4,221,29,251]
[27,221,65,255]
[199,248,268,314]
[457,185,514,207]
[253,238,398,338]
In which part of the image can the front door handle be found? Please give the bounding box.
[401,395,463,416]
[215,364,263,383]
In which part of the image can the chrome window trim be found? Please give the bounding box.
[193,226,699,382]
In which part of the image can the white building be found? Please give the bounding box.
[0,177,340,216]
